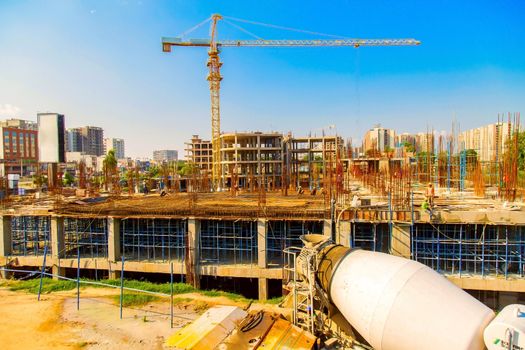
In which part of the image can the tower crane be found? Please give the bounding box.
[162,14,420,189]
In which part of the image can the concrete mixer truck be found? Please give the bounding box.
[288,234,525,350]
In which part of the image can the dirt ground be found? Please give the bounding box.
[0,287,201,350]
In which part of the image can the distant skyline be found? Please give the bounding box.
[1,0,524,158]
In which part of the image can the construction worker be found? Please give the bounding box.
[421,198,434,219]
[426,183,435,207]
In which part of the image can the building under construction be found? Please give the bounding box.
[185,135,213,175]
[1,183,524,309]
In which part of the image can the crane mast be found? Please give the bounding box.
[162,14,420,190]
[207,14,223,190]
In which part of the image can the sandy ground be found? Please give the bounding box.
[0,287,201,350]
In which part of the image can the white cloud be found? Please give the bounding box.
[0,104,21,117]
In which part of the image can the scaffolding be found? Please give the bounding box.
[267,220,323,266]
[350,222,390,253]
[11,216,51,256]
[199,220,257,265]
[412,223,525,278]
[64,218,108,259]
[121,218,187,262]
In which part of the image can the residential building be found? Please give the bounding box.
[459,122,511,162]
[396,133,416,148]
[415,132,434,154]
[81,126,104,156]
[0,121,38,176]
[185,135,212,174]
[66,128,83,153]
[363,125,396,155]
[65,126,104,156]
[104,138,125,159]
[153,149,178,163]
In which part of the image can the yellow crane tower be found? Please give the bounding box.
[162,14,420,190]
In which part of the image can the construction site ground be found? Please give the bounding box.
[0,282,285,350]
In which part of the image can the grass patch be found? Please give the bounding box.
[6,278,77,294]
[5,278,254,305]
[201,289,250,302]
[112,293,159,307]
[173,297,192,305]
[101,279,195,295]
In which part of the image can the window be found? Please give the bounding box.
[19,136,24,156]
[31,134,36,157]
[4,131,10,153]
[25,135,29,157]
[12,132,17,153]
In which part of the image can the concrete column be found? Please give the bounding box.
[391,223,412,259]
[0,216,12,279]
[108,217,121,279]
[323,219,332,237]
[337,220,351,247]
[187,218,200,289]
[258,277,268,301]
[50,216,65,279]
[257,219,267,268]
[0,216,12,257]
[257,219,268,301]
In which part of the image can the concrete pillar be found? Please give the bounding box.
[0,216,12,279]
[258,277,268,301]
[187,218,200,289]
[257,219,267,268]
[50,216,65,279]
[391,223,412,259]
[323,219,332,237]
[337,220,351,247]
[108,217,121,279]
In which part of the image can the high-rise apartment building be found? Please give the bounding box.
[66,128,83,153]
[81,126,104,156]
[65,126,104,156]
[363,125,396,155]
[153,149,178,163]
[459,122,511,162]
[415,132,434,154]
[104,138,125,159]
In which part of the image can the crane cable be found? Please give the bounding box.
[223,15,349,39]
[179,15,352,41]
[222,19,264,40]
[179,16,212,38]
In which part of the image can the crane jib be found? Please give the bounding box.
[161,37,421,48]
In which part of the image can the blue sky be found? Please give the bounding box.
[0,0,523,157]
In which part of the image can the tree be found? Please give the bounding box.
[33,174,46,189]
[103,149,118,191]
[517,131,525,171]
[402,141,415,153]
[178,162,198,176]
[63,172,75,187]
